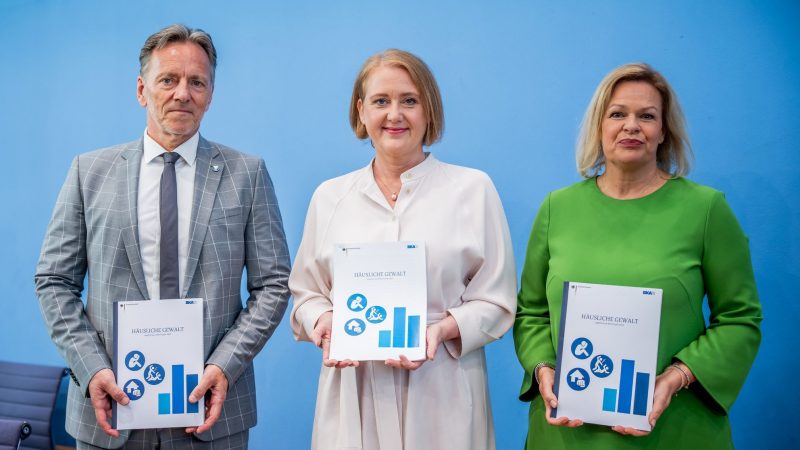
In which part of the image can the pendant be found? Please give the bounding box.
[391,193,398,201]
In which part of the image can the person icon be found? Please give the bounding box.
[365,305,387,324]
[125,350,145,370]
[570,337,593,359]
[590,354,613,378]
[143,363,165,385]
[347,293,367,312]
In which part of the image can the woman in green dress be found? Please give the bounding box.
[514,63,762,449]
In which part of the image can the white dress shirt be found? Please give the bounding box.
[138,130,198,299]
[288,154,517,450]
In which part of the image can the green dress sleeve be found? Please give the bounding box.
[514,194,556,401]
[674,192,763,413]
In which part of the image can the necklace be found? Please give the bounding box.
[375,173,398,202]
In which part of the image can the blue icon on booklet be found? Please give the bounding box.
[125,350,145,371]
[566,368,590,391]
[144,363,166,385]
[365,306,387,324]
[123,379,145,400]
[571,337,593,360]
[347,293,367,312]
[590,355,613,378]
[344,318,366,336]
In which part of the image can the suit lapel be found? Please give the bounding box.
[117,139,149,299]
[183,136,223,295]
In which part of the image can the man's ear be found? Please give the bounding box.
[136,76,147,107]
[205,85,213,112]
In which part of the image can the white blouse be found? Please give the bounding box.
[289,154,517,450]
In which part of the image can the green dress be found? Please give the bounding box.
[514,178,762,449]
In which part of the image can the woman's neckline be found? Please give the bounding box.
[591,175,675,202]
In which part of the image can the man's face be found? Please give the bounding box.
[137,41,213,150]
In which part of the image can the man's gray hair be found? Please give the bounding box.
[139,24,217,83]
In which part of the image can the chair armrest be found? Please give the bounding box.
[0,418,31,445]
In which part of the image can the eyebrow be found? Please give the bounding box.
[368,92,419,99]
[607,103,659,110]
[154,71,209,81]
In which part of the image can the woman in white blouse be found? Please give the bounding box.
[289,49,517,450]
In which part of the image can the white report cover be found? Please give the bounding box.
[330,241,427,361]
[112,298,204,430]
[553,282,662,431]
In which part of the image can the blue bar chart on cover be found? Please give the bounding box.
[158,365,200,415]
[602,359,650,416]
[378,307,421,348]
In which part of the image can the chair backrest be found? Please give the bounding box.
[0,361,66,450]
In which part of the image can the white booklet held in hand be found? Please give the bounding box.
[330,241,427,361]
[112,298,204,430]
[553,282,662,431]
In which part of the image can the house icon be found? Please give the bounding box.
[569,369,587,389]
[124,380,142,398]
[347,320,363,333]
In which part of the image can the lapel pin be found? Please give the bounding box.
[211,164,220,172]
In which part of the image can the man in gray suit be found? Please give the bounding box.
[34,24,290,449]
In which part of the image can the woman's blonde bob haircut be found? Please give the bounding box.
[349,49,444,147]
[576,63,693,178]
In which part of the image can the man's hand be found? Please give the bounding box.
[185,364,229,434]
[88,368,129,438]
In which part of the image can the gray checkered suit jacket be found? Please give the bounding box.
[34,137,291,448]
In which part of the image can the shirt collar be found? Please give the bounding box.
[359,152,438,192]
[142,129,199,166]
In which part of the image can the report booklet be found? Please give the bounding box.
[112,298,204,430]
[552,282,662,431]
[330,241,427,361]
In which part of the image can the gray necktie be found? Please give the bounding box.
[160,151,180,299]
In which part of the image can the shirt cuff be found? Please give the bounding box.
[294,297,333,341]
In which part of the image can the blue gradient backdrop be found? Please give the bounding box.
[1,1,797,448]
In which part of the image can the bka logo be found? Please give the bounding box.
[642,290,655,295]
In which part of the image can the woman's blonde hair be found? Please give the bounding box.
[576,63,693,177]
[349,49,444,146]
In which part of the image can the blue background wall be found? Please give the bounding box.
[1,1,797,448]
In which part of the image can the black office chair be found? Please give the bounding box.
[0,418,31,450]
[0,361,67,450]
